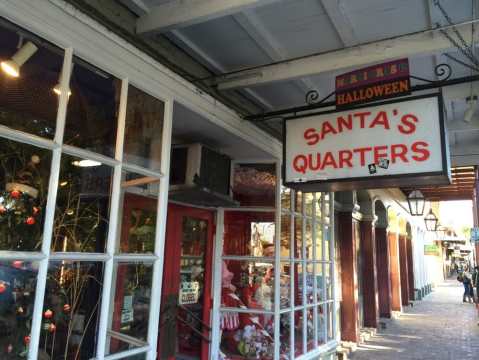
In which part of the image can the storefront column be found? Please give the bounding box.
[388,231,402,312]
[360,218,378,328]
[399,234,410,306]
[406,236,415,301]
[376,226,392,318]
[338,210,360,342]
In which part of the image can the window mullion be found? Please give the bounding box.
[321,194,328,343]
[146,97,173,360]
[95,77,129,359]
[273,161,281,360]
[28,47,73,360]
[329,193,337,341]
[312,194,318,348]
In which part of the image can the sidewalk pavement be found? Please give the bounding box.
[349,279,479,360]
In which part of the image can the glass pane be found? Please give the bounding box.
[293,310,304,357]
[232,163,276,207]
[324,226,331,261]
[108,262,153,355]
[0,24,62,138]
[52,154,112,252]
[327,302,334,341]
[294,217,302,259]
[325,264,333,300]
[315,193,322,218]
[315,263,325,303]
[0,139,51,251]
[40,261,103,359]
[280,312,292,359]
[280,214,291,259]
[223,211,275,257]
[294,262,303,307]
[305,263,314,304]
[280,262,291,309]
[305,219,313,260]
[315,222,323,261]
[294,191,302,213]
[118,171,159,254]
[304,193,314,216]
[221,260,274,311]
[220,310,274,359]
[306,307,315,351]
[64,57,120,157]
[124,85,164,170]
[0,260,38,358]
[281,186,291,211]
[317,304,326,345]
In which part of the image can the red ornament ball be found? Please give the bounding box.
[0,282,6,294]
[24,336,31,345]
[12,260,23,269]
[44,309,53,319]
[26,217,36,225]
[63,304,71,313]
[10,190,21,199]
[48,323,56,333]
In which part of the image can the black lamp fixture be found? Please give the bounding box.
[424,208,438,231]
[407,190,426,216]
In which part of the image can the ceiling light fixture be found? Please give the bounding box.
[72,159,101,167]
[1,41,38,78]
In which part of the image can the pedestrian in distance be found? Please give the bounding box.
[458,274,474,303]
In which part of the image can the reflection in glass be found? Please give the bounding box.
[293,310,304,357]
[220,310,274,359]
[223,211,275,257]
[324,226,331,261]
[124,85,164,170]
[315,263,325,303]
[294,191,302,213]
[232,163,276,207]
[317,304,326,345]
[325,264,333,300]
[41,261,103,359]
[315,222,323,261]
[118,172,158,254]
[109,263,153,355]
[305,220,313,260]
[281,186,291,211]
[64,57,121,157]
[306,307,315,351]
[280,262,291,309]
[306,263,314,304]
[304,193,314,217]
[221,260,274,311]
[294,263,303,307]
[0,139,51,251]
[52,154,112,252]
[327,302,334,341]
[294,217,302,259]
[280,312,292,359]
[0,23,62,138]
[280,214,291,259]
[0,260,38,358]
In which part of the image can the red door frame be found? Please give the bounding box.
[158,203,215,360]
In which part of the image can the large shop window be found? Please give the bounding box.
[0,19,168,360]
[218,163,336,360]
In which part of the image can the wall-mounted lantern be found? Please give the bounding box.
[407,190,426,216]
[424,208,438,231]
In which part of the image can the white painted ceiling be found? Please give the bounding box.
[120,0,479,166]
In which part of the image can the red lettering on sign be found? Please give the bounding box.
[308,153,321,170]
[304,128,320,145]
[338,150,353,168]
[322,151,338,169]
[369,111,390,129]
[411,141,430,161]
[391,144,409,163]
[373,145,388,164]
[337,115,353,133]
[398,114,418,134]
[321,121,337,139]
[353,111,371,128]
[353,147,372,166]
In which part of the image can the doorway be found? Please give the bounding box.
[158,203,215,360]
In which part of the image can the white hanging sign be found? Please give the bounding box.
[283,94,450,191]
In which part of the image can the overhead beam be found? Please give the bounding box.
[215,21,479,90]
[320,0,358,47]
[137,0,277,34]
[118,0,150,16]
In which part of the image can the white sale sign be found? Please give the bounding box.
[284,94,450,191]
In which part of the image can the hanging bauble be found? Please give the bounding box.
[7,344,13,353]
[0,205,6,214]
[44,309,53,319]
[33,206,40,215]
[31,155,40,165]
[24,335,31,345]
[63,304,71,313]
[25,217,35,225]
[48,323,56,333]
[17,306,24,314]
[0,282,6,293]
[10,189,21,199]
[12,260,23,269]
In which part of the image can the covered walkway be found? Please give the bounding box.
[349,280,479,360]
